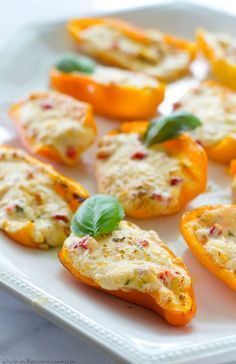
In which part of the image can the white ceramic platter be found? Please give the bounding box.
[0,2,235,363]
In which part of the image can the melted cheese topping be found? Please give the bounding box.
[17,92,95,163]
[79,24,191,81]
[190,206,236,273]
[177,82,236,147]
[64,221,191,307]
[0,149,72,249]
[96,133,183,216]
[89,65,158,88]
[203,29,236,63]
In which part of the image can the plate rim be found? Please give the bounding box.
[0,1,236,363]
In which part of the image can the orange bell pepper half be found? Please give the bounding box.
[9,91,97,165]
[59,227,196,326]
[0,146,89,249]
[181,205,236,291]
[98,121,207,218]
[50,66,165,120]
[67,17,196,82]
[174,80,236,164]
[197,28,236,90]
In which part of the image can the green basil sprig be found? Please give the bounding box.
[143,111,202,147]
[71,195,124,238]
[55,54,96,74]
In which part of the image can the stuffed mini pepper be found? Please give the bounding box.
[95,112,207,218]
[181,204,236,291]
[50,54,165,120]
[59,195,196,326]
[67,17,196,82]
[0,146,88,249]
[197,28,236,90]
[9,91,97,164]
[173,80,236,163]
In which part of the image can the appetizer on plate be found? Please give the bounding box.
[50,54,165,120]
[9,91,97,164]
[95,112,207,218]
[181,205,236,291]
[197,28,236,89]
[59,195,196,326]
[173,80,236,163]
[67,17,196,82]
[0,146,88,249]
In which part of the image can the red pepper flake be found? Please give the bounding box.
[53,214,69,223]
[40,101,54,110]
[170,177,183,186]
[172,101,182,111]
[66,146,77,159]
[131,151,148,160]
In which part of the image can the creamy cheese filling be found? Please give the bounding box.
[203,30,236,63]
[64,221,191,307]
[85,65,158,88]
[192,206,236,272]
[96,133,183,215]
[177,83,236,147]
[18,92,95,162]
[79,24,191,80]
[0,149,72,248]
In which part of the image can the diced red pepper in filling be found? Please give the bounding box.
[170,177,183,186]
[66,146,77,159]
[80,236,89,249]
[5,205,15,213]
[152,193,163,201]
[131,151,148,160]
[73,236,89,250]
[159,270,170,285]
[209,224,222,236]
[172,101,182,111]
[40,101,54,110]
[53,214,69,223]
[137,240,149,247]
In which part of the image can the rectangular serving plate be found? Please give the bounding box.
[0,2,235,363]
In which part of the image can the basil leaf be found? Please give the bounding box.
[144,111,202,147]
[71,195,125,238]
[55,54,96,74]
